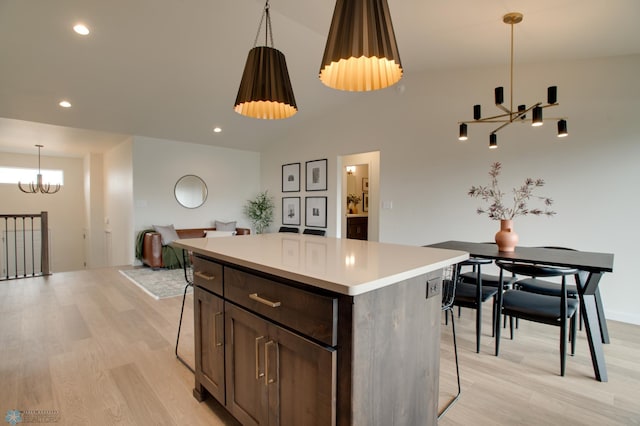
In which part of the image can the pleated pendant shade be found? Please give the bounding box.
[234,45,297,119]
[319,0,403,91]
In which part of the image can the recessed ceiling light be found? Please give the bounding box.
[73,24,90,35]
[213,127,222,133]
[59,100,72,108]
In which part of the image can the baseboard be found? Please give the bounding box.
[605,310,640,326]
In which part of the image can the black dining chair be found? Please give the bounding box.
[516,247,582,330]
[303,229,326,236]
[453,258,500,353]
[494,260,580,376]
[278,226,299,233]
[439,265,461,419]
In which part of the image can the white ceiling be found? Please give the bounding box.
[1,0,639,156]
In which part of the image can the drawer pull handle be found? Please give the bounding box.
[255,336,266,379]
[194,271,216,281]
[249,293,281,308]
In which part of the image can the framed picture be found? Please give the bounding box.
[282,197,301,225]
[305,159,327,191]
[305,196,327,228]
[282,163,300,192]
[363,192,369,212]
[362,177,369,192]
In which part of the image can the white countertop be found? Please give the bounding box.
[173,233,468,296]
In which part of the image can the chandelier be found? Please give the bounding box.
[458,13,568,149]
[18,144,61,194]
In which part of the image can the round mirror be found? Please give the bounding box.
[174,175,208,209]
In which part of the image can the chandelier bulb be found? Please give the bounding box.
[532,106,544,127]
[459,123,468,141]
[489,133,498,149]
[548,86,558,104]
[557,119,568,137]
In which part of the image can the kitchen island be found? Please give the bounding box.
[173,233,467,426]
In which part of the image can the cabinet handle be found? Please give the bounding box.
[249,293,281,308]
[214,311,224,347]
[194,271,216,281]
[255,336,266,379]
[265,340,279,385]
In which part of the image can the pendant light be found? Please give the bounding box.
[234,0,297,119]
[457,13,569,148]
[18,145,61,194]
[319,0,403,92]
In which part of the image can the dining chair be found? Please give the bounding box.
[439,265,461,419]
[516,246,582,329]
[453,258,500,353]
[278,226,299,233]
[302,228,326,236]
[494,260,580,376]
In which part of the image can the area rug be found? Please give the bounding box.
[119,268,192,300]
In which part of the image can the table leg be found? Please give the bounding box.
[579,272,608,382]
[595,288,610,344]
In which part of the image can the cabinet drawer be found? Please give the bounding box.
[193,256,223,296]
[225,267,338,347]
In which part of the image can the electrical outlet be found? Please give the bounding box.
[426,278,441,299]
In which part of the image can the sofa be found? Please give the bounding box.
[137,226,250,269]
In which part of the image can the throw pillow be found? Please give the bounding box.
[153,224,180,246]
[215,220,237,232]
[205,230,236,238]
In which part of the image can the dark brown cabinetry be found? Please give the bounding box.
[193,286,225,403]
[191,253,442,426]
[347,216,368,240]
[225,303,336,426]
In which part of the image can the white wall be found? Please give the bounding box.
[104,138,134,267]
[259,54,640,324]
[132,136,261,242]
[0,152,86,272]
[84,152,105,268]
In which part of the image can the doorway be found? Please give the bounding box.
[338,151,380,241]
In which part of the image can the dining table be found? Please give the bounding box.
[426,241,614,382]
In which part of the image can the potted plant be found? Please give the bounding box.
[244,190,275,234]
[346,193,361,214]
[468,162,556,251]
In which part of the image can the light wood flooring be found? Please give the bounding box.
[1,267,639,425]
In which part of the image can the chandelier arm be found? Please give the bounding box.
[491,121,513,134]
[18,182,35,193]
[496,104,511,115]
[464,119,513,124]
[473,111,513,122]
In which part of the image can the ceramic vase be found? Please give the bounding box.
[495,219,519,252]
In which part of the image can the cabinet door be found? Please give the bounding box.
[226,303,337,426]
[267,323,336,426]
[194,286,225,403]
[225,303,269,426]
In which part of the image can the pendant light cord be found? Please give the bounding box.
[253,0,274,48]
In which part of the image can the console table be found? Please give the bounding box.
[426,241,614,382]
